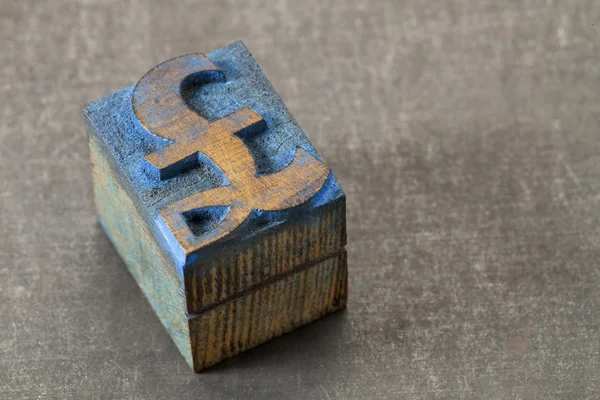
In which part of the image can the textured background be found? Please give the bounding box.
[1,0,599,399]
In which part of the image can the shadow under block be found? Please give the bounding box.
[84,41,347,372]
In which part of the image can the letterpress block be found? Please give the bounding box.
[84,41,347,371]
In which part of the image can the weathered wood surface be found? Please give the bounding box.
[189,252,347,371]
[84,41,347,371]
[184,199,346,315]
[132,53,330,256]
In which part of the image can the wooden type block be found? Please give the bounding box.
[84,41,347,371]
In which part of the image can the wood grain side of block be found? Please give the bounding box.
[88,131,193,368]
[184,198,346,314]
[189,251,348,372]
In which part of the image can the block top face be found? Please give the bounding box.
[84,41,344,272]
